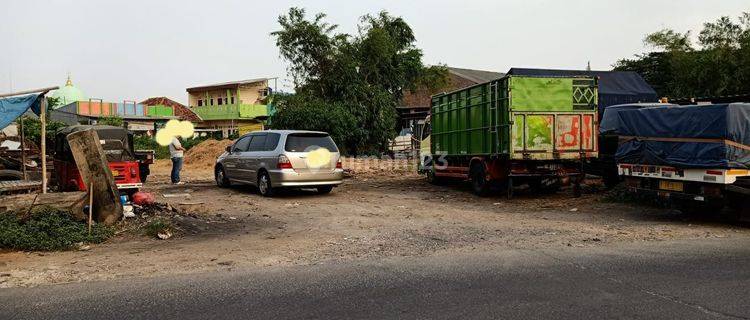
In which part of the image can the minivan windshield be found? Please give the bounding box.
[285,133,339,152]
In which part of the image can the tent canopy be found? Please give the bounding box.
[0,94,42,130]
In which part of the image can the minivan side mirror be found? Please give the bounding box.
[226,145,232,153]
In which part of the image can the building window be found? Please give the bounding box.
[197,99,203,107]
[218,97,223,105]
[259,88,270,98]
[210,98,214,106]
[230,96,235,104]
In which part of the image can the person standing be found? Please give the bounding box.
[169,137,186,185]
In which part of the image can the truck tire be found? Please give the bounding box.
[529,178,561,194]
[470,162,490,197]
[426,168,444,185]
[727,192,750,221]
[0,170,23,181]
[602,172,621,189]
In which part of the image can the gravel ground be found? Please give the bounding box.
[1,159,748,288]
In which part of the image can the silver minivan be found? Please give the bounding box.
[215,130,344,196]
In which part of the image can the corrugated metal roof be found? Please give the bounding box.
[448,67,505,84]
[186,78,269,92]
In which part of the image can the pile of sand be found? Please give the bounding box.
[184,139,234,168]
[341,157,419,178]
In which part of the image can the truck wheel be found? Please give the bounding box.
[678,202,723,216]
[602,171,621,190]
[426,168,444,185]
[573,182,582,198]
[727,193,750,221]
[470,162,490,197]
[529,178,561,194]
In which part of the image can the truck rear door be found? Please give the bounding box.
[508,76,598,160]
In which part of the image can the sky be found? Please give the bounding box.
[1,0,748,104]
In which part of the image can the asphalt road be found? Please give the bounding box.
[2,239,750,320]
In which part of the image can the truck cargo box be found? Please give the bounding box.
[615,103,750,169]
[430,75,599,161]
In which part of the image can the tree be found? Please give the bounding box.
[644,29,693,51]
[18,97,67,146]
[270,7,447,154]
[97,115,124,127]
[615,12,750,98]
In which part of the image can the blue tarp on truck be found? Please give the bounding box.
[614,103,750,169]
[506,68,658,118]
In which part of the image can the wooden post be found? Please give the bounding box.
[19,117,27,180]
[88,182,94,235]
[66,129,123,225]
[40,96,47,193]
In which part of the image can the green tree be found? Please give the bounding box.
[270,7,447,154]
[615,12,750,98]
[97,115,124,127]
[17,97,67,146]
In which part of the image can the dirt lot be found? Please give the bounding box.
[1,158,749,288]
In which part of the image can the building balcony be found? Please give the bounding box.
[190,104,268,121]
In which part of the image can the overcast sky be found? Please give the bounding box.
[1,0,747,104]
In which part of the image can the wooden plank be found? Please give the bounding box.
[0,180,41,193]
[66,129,123,225]
[0,86,58,98]
[0,192,87,219]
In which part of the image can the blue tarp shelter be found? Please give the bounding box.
[0,94,42,130]
[506,68,658,118]
[599,103,675,134]
[614,103,750,169]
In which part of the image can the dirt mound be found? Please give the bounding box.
[341,157,418,178]
[184,139,234,168]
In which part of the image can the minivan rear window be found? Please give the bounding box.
[285,133,338,152]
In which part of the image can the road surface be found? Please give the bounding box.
[2,239,749,319]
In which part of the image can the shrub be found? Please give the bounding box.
[0,206,114,251]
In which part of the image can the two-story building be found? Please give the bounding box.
[186,78,273,138]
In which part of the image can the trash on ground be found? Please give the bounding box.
[163,193,191,198]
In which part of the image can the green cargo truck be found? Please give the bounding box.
[418,75,599,196]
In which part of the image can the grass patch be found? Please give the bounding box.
[0,206,114,251]
[144,218,173,238]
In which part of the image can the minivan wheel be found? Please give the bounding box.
[258,172,275,197]
[215,166,230,188]
[317,185,334,194]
